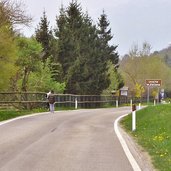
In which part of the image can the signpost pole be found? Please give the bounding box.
[157,87,160,104]
[147,86,150,104]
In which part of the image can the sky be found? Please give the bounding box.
[21,0,171,56]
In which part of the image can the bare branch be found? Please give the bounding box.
[0,0,32,27]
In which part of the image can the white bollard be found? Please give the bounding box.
[154,99,156,106]
[132,104,136,131]
[75,98,78,109]
[116,100,118,108]
[130,99,132,107]
[138,103,141,110]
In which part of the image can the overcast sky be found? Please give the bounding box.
[21,0,171,56]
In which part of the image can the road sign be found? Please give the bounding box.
[145,79,162,87]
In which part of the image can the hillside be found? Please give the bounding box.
[153,45,171,67]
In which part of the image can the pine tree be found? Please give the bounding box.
[55,5,71,77]
[35,10,51,62]
[55,2,120,95]
[55,1,85,94]
[97,10,119,65]
[97,11,121,92]
[35,10,62,82]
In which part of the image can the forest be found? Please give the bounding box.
[1,0,171,99]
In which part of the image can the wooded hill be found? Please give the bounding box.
[153,45,171,67]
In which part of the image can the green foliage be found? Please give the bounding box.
[28,60,65,93]
[0,24,18,91]
[121,104,171,171]
[15,37,65,93]
[35,9,63,82]
[135,82,145,98]
[0,0,33,91]
[154,45,171,67]
[120,49,171,94]
[102,61,124,94]
[0,108,47,121]
[1,1,121,95]
[16,36,42,92]
[97,11,119,65]
[55,2,119,95]
[35,10,52,62]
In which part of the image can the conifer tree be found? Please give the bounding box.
[97,10,119,65]
[35,10,51,62]
[97,11,122,91]
[35,10,62,82]
[55,2,120,95]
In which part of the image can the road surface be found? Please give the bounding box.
[0,107,135,171]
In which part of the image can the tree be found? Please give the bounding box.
[55,2,81,78]
[55,1,90,94]
[97,10,119,65]
[35,10,52,62]
[28,59,65,93]
[102,61,124,95]
[16,37,42,92]
[0,24,18,90]
[134,83,145,101]
[120,50,171,96]
[55,2,120,95]
[0,0,32,28]
[129,42,152,57]
[0,0,32,91]
[96,10,120,93]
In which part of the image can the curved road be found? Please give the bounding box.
[0,107,135,171]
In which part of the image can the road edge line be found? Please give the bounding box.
[114,114,142,171]
[0,111,51,126]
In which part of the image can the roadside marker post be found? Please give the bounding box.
[116,100,118,108]
[138,103,141,110]
[130,99,132,107]
[132,104,136,131]
[75,98,78,109]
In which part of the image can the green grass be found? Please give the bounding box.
[121,104,171,171]
[0,106,77,122]
[0,108,48,122]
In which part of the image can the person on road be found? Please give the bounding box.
[46,90,51,110]
[48,90,55,113]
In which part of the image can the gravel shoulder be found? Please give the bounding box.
[118,124,156,171]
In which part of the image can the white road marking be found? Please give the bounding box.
[114,114,142,171]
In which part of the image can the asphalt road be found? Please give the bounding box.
[0,107,134,171]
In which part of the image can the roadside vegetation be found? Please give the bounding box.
[0,105,79,121]
[121,104,171,171]
[0,108,47,122]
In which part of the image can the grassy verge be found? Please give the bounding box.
[0,106,78,122]
[120,104,171,170]
[0,108,48,122]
